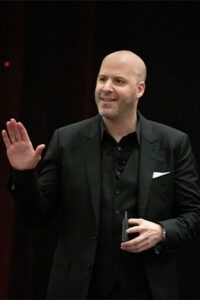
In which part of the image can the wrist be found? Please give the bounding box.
[161,226,166,242]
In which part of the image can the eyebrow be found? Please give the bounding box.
[98,74,127,79]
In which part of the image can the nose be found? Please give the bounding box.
[102,79,113,92]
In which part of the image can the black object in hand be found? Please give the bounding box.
[122,211,129,242]
[122,211,139,241]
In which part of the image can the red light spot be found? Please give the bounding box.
[3,61,11,68]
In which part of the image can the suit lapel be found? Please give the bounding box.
[84,116,101,229]
[138,115,160,217]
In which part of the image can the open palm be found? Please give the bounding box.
[2,119,45,170]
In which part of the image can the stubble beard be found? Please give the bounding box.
[97,100,119,120]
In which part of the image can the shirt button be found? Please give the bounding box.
[86,263,92,272]
[115,209,120,215]
[117,146,122,151]
[115,171,121,178]
[92,233,98,240]
[115,189,120,195]
[11,183,16,191]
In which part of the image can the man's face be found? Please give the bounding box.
[95,55,144,121]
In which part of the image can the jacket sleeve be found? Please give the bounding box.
[159,134,200,251]
[7,129,61,228]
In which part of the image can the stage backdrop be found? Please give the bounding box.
[1,1,200,298]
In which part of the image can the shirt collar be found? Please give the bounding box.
[100,114,141,145]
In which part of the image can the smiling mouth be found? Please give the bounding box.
[100,97,116,102]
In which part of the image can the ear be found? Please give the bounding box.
[137,81,145,99]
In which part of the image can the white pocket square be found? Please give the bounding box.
[152,172,170,179]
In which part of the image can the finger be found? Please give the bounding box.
[128,218,143,226]
[127,224,140,235]
[1,130,11,148]
[17,122,32,143]
[121,242,142,253]
[128,244,147,253]
[9,118,22,141]
[132,240,153,253]
[121,236,141,249]
[35,144,45,159]
[121,238,149,253]
[6,120,17,143]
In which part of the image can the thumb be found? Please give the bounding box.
[35,144,46,160]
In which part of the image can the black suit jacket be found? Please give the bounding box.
[10,113,200,299]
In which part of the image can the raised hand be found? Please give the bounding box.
[1,118,45,170]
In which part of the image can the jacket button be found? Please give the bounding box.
[115,189,120,195]
[11,183,16,191]
[86,263,92,272]
[92,233,98,240]
[115,209,120,215]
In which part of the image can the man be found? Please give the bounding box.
[2,50,200,299]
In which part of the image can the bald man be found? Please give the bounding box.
[2,50,200,299]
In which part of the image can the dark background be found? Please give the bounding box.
[1,1,200,298]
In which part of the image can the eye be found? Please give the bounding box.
[115,78,125,85]
[98,76,106,82]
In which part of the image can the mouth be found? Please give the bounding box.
[100,97,116,102]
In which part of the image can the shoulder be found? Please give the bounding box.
[48,114,100,148]
[139,113,191,152]
[150,120,186,137]
[52,115,100,140]
[57,115,100,134]
[140,113,188,140]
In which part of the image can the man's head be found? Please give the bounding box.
[95,50,146,122]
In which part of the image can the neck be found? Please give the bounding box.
[103,113,137,143]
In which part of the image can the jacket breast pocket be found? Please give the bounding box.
[149,172,175,208]
[152,172,174,187]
